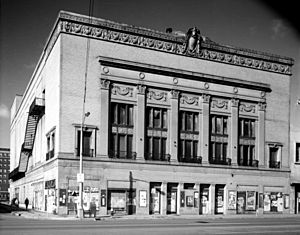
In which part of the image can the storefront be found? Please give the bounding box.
[167,183,178,214]
[32,181,44,211]
[263,187,284,213]
[235,185,258,214]
[107,189,136,215]
[215,185,225,214]
[45,179,56,213]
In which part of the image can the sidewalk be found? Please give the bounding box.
[11,209,300,221]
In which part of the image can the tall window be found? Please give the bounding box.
[110,103,135,159]
[179,111,200,163]
[46,130,55,160]
[77,130,92,156]
[210,115,229,165]
[296,143,300,163]
[238,119,256,167]
[269,145,281,168]
[146,107,169,161]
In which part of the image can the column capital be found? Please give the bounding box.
[202,94,210,103]
[170,89,179,99]
[231,98,239,107]
[258,102,267,111]
[137,84,146,95]
[100,79,110,90]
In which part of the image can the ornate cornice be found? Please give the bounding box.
[40,11,294,77]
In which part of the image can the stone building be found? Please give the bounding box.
[0,148,10,201]
[9,11,295,216]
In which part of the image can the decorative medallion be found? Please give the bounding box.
[139,72,145,79]
[204,82,209,89]
[103,67,109,74]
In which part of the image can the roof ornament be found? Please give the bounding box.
[183,27,201,55]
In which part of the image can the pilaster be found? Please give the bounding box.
[161,182,167,215]
[99,79,110,157]
[201,94,210,164]
[258,102,266,167]
[230,98,239,166]
[136,85,146,160]
[209,184,215,215]
[169,90,179,162]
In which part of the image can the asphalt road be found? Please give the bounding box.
[0,214,300,235]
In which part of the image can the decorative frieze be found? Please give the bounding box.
[56,12,293,75]
[180,94,199,106]
[147,89,167,102]
[111,84,133,97]
[211,98,228,110]
[239,102,256,113]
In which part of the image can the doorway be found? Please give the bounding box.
[167,183,178,214]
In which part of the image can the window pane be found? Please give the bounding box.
[119,105,126,125]
[194,114,199,132]
[243,145,249,164]
[186,113,192,131]
[119,135,126,158]
[216,143,222,160]
[52,133,55,151]
[185,141,192,158]
[83,131,92,156]
[47,136,50,152]
[162,110,167,128]
[180,112,185,131]
[239,119,243,137]
[193,141,198,157]
[296,143,300,162]
[216,117,222,134]
[153,109,161,128]
[147,108,152,128]
[223,117,228,135]
[223,143,227,159]
[128,106,133,126]
[153,138,160,160]
[211,116,215,134]
[147,137,152,155]
[251,121,255,137]
[270,147,278,162]
[127,135,133,156]
[244,120,249,137]
[180,140,184,156]
[162,138,166,156]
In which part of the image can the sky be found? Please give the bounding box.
[0,0,299,148]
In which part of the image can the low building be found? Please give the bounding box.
[0,148,10,201]
[9,11,295,216]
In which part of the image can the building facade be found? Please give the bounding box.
[9,11,295,216]
[0,148,10,201]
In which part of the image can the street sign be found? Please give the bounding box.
[77,173,84,183]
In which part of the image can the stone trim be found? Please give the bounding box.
[54,11,293,75]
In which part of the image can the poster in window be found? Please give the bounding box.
[227,191,237,210]
[277,192,283,212]
[246,191,256,211]
[216,188,224,214]
[284,194,289,209]
[270,192,278,212]
[186,196,194,207]
[180,191,185,207]
[139,190,147,207]
[264,193,271,212]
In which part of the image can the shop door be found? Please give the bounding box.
[215,185,225,214]
[237,191,246,214]
[200,185,210,215]
[150,186,161,214]
[167,190,177,214]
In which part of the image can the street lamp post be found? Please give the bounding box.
[77,111,90,218]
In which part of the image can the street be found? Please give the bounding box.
[0,214,300,235]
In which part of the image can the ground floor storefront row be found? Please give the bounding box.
[9,159,300,217]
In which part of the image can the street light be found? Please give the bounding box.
[77,111,90,218]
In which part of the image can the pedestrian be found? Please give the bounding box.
[25,198,29,210]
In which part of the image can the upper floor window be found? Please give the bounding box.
[296,143,300,162]
[110,103,135,159]
[147,107,167,129]
[209,115,230,165]
[268,143,282,169]
[180,111,199,132]
[211,115,228,135]
[111,103,133,126]
[46,128,55,161]
[238,119,257,167]
[73,124,97,158]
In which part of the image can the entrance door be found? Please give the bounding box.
[200,185,210,215]
[237,191,246,214]
[215,185,225,214]
[150,183,161,214]
[167,183,178,214]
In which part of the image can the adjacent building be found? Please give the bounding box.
[9,11,295,216]
[0,148,10,201]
